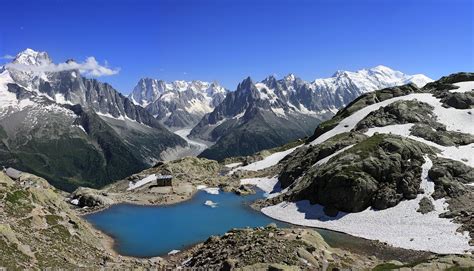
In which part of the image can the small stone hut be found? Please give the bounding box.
[156,175,173,187]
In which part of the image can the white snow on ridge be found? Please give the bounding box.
[0,69,35,117]
[310,93,474,146]
[262,157,472,254]
[229,145,302,174]
[311,66,432,95]
[450,81,474,93]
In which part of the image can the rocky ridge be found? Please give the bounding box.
[130,78,227,129]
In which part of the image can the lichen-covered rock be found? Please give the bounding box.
[279,132,367,189]
[441,91,474,109]
[428,158,474,199]
[355,100,436,131]
[410,124,474,146]
[281,134,434,213]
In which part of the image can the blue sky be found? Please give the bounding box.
[0,0,472,94]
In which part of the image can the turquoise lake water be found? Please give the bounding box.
[85,190,285,257]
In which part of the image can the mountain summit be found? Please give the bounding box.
[130,78,227,129]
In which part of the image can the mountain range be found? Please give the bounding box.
[0,48,434,189]
[190,66,432,160]
[0,49,186,191]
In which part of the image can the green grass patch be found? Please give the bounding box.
[45,215,62,226]
[345,134,385,158]
[5,190,30,205]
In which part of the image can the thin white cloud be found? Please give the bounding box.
[1,55,15,60]
[6,56,120,77]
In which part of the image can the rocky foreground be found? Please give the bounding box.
[1,167,474,269]
[167,225,474,270]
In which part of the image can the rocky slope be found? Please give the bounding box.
[246,72,474,254]
[130,78,227,129]
[191,66,431,161]
[0,49,186,191]
[0,170,169,269]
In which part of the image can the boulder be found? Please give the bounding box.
[428,158,474,199]
[417,197,435,214]
[70,187,114,207]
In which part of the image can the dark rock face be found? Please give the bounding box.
[193,77,327,160]
[284,134,433,213]
[428,158,474,199]
[410,124,474,146]
[441,92,474,109]
[279,132,367,189]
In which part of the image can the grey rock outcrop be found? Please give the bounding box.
[281,134,434,212]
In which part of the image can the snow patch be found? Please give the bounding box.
[127,174,157,191]
[224,162,242,168]
[262,157,472,254]
[449,81,474,93]
[197,185,220,195]
[240,177,279,194]
[229,146,301,174]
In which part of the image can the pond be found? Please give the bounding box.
[85,190,285,257]
[85,189,388,259]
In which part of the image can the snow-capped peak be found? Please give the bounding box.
[13,48,52,66]
[284,73,296,82]
[130,78,227,106]
[370,65,395,73]
[314,65,432,94]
